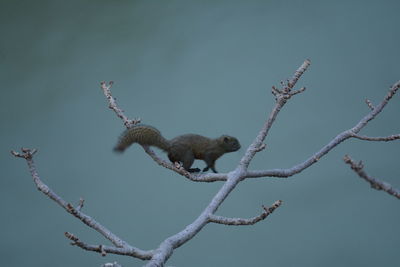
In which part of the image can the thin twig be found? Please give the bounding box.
[365,99,375,110]
[100,81,140,128]
[208,200,282,225]
[343,155,400,199]
[351,133,400,142]
[76,197,85,211]
[286,59,311,91]
[254,143,267,153]
[289,86,307,96]
[65,232,152,259]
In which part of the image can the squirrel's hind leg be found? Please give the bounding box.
[168,150,199,172]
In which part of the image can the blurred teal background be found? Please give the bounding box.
[1,1,400,266]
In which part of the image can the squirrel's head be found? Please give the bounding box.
[219,135,241,152]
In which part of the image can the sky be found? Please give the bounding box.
[1,1,400,266]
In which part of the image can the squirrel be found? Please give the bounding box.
[114,124,241,173]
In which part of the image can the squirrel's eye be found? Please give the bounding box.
[223,137,229,143]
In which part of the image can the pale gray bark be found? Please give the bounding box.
[344,155,400,199]
[12,60,400,267]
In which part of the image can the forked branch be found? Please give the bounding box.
[246,80,400,179]
[143,60,310,267]
[13,60,399,267]
[344,155,400,199]
[11,148,153,260]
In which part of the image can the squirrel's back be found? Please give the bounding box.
[169,134,214,158]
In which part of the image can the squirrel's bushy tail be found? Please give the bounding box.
[114,124,170,152]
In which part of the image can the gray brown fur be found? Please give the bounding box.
[114,125,170,152]
[114,124,241,173]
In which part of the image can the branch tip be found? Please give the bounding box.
[271,86,282,96]
[290,86,306,96]
[365,99,375,110]
[344,155,400,199]
[11,148,37,159]
[100,245,107,256]
[270,59,311,101]
[65,231,79,243]
[76,197,85,211]
[10,150,19,157]
[262,199,283,213]
[286,59,311,90]
[255,143,267,152]
[101,80,140,128]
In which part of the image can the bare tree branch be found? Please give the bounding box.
[208,200,282,226]
[144,60,310,267]
[100,81,141,128]
[14,60,399,267]
[142,145,227,182]
[65,232,152,259]
[239,59,311,169]
[343,155,400,199]
[11,148,153,260]
[246,80,400,178]
[351,133,400,142]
